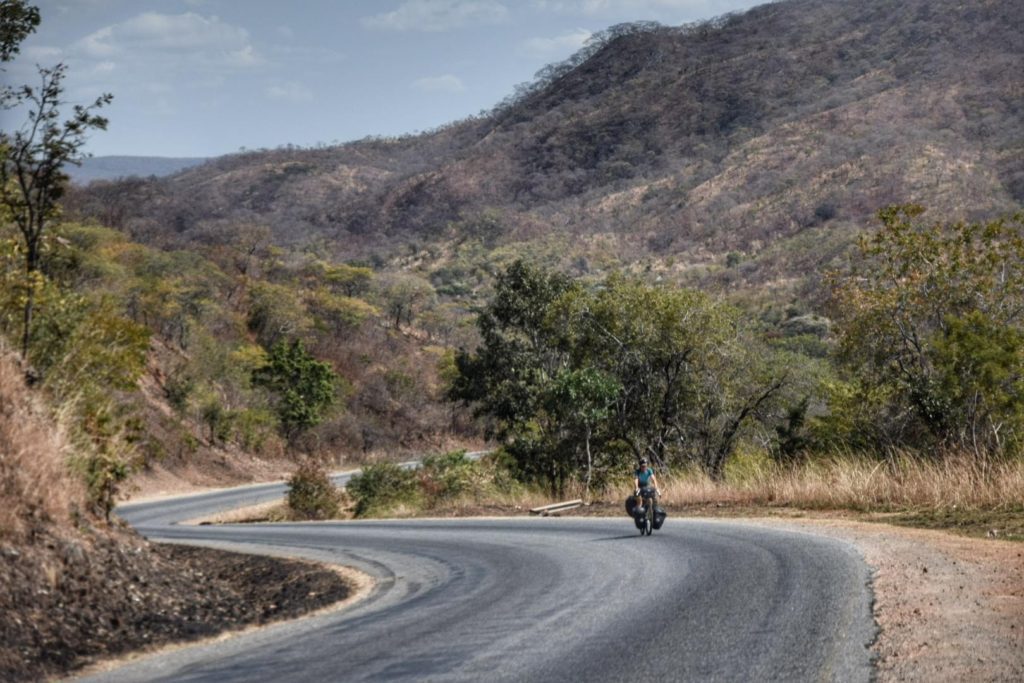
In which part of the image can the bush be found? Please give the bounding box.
[286,460,342,520]
[420,450,477,501]
[347,462,420,517]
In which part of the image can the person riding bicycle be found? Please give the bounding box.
[633,457,659,513]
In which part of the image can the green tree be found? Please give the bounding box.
[544,368,619,499]
[452,262,795,487]
[565,275,789,480]
[449,260,579,493]
[0,0,39,64]
[1,59,112,357]
[252,339,337,440]
[829,206,1024,456]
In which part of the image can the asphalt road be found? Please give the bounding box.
[86,489,876,682]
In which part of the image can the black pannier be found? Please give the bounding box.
[652,506,667,529]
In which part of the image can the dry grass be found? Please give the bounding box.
[653,453,1024,513]
[0,348,83,539]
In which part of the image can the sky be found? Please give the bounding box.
[2,0,765,158]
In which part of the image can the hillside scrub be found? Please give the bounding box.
[346,451,527,518]
[286,459,344,520]
[65,0,1024,300]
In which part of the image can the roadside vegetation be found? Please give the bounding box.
[282,206,1024,542]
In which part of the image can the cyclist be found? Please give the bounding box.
[633,457,659,513]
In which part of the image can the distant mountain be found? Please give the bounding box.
[68,156,207,184]
[68,0,1024,299]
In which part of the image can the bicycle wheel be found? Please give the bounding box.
[644,503,653,535]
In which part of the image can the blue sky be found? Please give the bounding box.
[3,0,764,157]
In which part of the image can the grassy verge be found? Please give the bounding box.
[213,450,1024,542]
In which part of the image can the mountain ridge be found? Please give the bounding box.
[68,155,207,184]
[68,0,1024,298]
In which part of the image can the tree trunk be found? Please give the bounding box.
[584,424,592,503]
[21,283,34,359]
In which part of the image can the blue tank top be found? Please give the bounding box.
[636,467,655,487]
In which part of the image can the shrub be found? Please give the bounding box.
[286,460,342,520]
[420,450,477,501]
[347,462,420,517]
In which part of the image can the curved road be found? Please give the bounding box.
[84,483,877,682]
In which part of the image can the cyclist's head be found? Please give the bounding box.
[639,458,648,467]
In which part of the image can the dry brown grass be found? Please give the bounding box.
[0,348,83,540]
[653,453,1024,512]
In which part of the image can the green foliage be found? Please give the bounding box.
[229,407,279,453]
[286,459,342,520]
[252,339,337,440]
[1,57,112,356]
[347,462,420,517]
[451,261,800,487]
[420,450,477,501]
[830,206,1024,456]
[163,372,194,413]
[307,289,377,333]
[75,449,130,522]
[247,281,310,347]
[323,262,374,296]
[0,0,39,63]
[199,398,231,444]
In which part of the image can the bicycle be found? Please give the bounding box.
[634,487,658,536]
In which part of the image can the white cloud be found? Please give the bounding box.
[519,28,592,58]
[363,0,508,32]
[73,12,260,66]
[21,45,64,61]
[226,45,261,67]
[266,82,314,103]
[412,74,466,93]
[271,45,345,65]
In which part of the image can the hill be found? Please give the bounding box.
[67,155,207,185]
[68,0,1024,302]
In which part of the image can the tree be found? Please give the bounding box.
[449,260,580,493]
[1,58,112,358]
[0,0,39,64]
[564,274,790,480]
[829,205,1024,456]
[452,262,795,487]
[376,272,435,331]
[544,368,619,499]
[252,339,337,440]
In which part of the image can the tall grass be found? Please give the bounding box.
[653,452,1024,512]
[0,349,83,539]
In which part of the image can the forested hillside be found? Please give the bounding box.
[69,0,1023,303]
